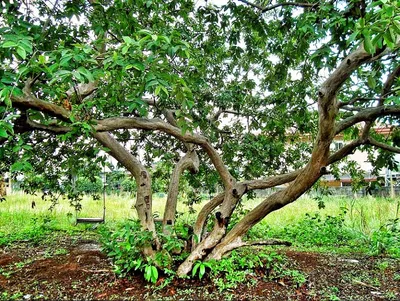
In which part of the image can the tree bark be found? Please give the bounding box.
[92,132,158,253]
[163,148,199,233]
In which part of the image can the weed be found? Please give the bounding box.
[279,209,355,247]
[54,248,69,255]
[385,291,398,300]
[376,260,390,271]
[192,261,212,280]
[14,261,27,269]
[365,219,400,257]
[325,286,340,301]
[0,268,12,279]
[144,264,158,284]
[99,220,189,284]
[0,292,23,301]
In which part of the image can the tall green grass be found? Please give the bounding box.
[1,192,399,250]
[249,195,400,234]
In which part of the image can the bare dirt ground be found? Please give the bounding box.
[0,234,399,300]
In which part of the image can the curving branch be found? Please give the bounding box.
[335,105,400,134]
[367,137,400,154]
[95,117,234,188]
[10,95,234,189]
[163,149,200,233]
[196,43,383,265]
[11,95,71,122]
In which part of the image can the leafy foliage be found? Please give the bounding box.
[364,218,400,257]
[278,209,356,247]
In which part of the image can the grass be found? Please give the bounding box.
[252,195,400,234]
[0,191,399,254]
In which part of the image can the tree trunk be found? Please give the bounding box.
[93,132,158,253]
[177,183,247,276]
[163,149,199,233]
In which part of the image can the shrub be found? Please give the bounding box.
[280,210,355,247]
[365,218,400,258]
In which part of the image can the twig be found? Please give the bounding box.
[353,280,380,291]
[237,0,318,13]
[81,268,113,273]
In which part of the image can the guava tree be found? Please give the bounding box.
[1,0,400,276]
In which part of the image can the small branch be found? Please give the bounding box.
[380,65,400,105]
[26,118,71,133]
[66,81,97,100]
[81,268,112,274]
[237,0,317,13]
[338,97,379,108]
[261,2,317,12]
[22,74,42,96]
[335,105,400,134]
[106,30,123,43]
[237,239,292,248]
[353,280,380,291]
[339,105,362,112]
[367,137,400,154]
[237,0,264,10]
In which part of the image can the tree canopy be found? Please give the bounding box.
[1,0,400,276]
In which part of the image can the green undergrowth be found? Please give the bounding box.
[1,193,399,289]
[248,208,400,258]
[99,219,307,291]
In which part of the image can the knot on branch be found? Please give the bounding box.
[215,212,229,227]
[319,166,330,175]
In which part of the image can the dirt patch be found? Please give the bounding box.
[0,236,399,300]
[0,254,20,266]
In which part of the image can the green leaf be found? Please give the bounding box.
[16,46,27,59]
[199,264,205,279]
[18,39,33,53]
[125,63,145,71]
[150,266,158,283]
[145,79,159,89]
[0,128,7,138]
[38,55,46,64]
[1,41,18,48]
[77,67,94,82]
[363,34,374,54]
[122,36,132,44]
[121,45,130,55]
[192,263,199,277]
[367,76,376,89]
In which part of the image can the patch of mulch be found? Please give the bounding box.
[0,235,399,300]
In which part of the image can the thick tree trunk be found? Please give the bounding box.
[163,149,199,233]
[93,132,158,253]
